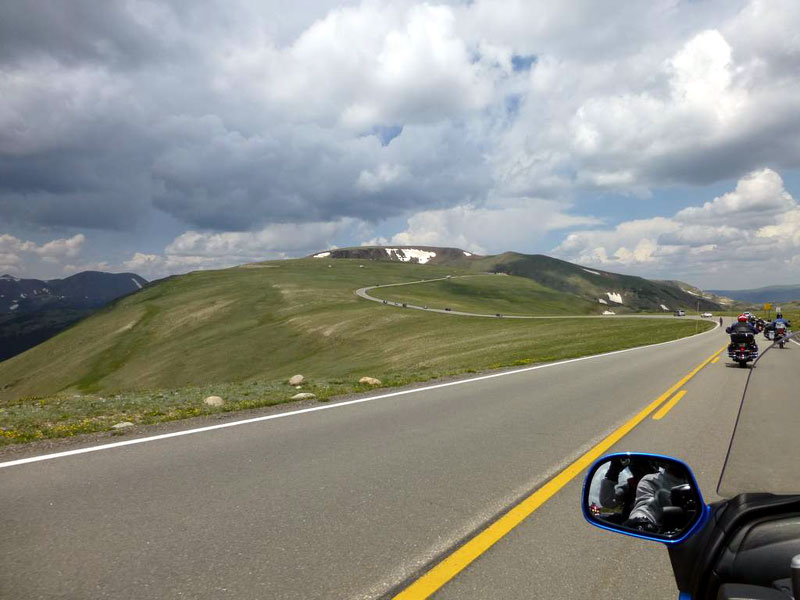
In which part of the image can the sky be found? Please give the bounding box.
[1,0,799,289]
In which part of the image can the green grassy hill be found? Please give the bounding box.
[0,258,712,444]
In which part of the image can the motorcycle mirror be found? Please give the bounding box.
[582,453,707,544]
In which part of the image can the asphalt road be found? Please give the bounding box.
[0,319,750,599]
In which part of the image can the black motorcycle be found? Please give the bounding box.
[726,331,759,367]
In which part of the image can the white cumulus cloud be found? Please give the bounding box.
[553,168,800,287]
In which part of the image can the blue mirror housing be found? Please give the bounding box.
[582,452,709,544]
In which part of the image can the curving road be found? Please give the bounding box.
[0,316,749,599]
[356,276,711,320]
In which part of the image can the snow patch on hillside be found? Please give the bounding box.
[598,298,608,304]
[9,303,18,311]
[583,268,600,275]
[606,292,623,304]
[313,251,331,258]
[0,275,20,282]
[660,304,670,311]
[131,278,143,289]
[463,251,472,257]
[385,248,437,264]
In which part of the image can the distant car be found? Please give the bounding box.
[444,307,452,311]
[675,310,686,316]
[602,310,615,315]
[701,312,713,318]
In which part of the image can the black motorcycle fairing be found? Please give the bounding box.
[667,494,800,598]
[716,514,800,587]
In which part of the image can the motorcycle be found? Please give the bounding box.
[726,332,759,367]
[582,331,800,599]
[774,322,788,349]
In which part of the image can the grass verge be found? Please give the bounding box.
[1,315,713,446]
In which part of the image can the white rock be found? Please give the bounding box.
[291,392,316,400]
[204,396,224,407]
[359,377,382,386]
[288,374,305,386]
[112,421,134,429]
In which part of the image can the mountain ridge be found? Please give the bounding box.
[0,270,148,362]
[707,284,800,304]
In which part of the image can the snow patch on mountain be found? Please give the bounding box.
[385,248,437,264]
[313,251,331,258]
[131,278,143,289]
[583,268,600,275]
[606,292,623,304]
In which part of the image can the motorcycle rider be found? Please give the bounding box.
[623,463,686,533]
[598,457,651,516]
[773,312,791,328]
[726,314,757,336]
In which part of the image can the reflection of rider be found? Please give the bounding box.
[624,466,684,532]
[598,458,650,514]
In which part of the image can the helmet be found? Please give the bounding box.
[776,312,783,319]
[738,315,748,322]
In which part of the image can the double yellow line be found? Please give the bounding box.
[393,344,726,599]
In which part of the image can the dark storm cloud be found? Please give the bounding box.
[150,117,491,230]
[0,2,167,68]
[0,0,496,234]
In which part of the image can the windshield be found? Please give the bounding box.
[718,330,800,496]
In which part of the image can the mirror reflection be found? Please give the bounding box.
[585,455,701,539]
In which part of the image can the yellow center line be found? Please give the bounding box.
[392,344,726,600]
[652,389,688,420]
[711,356,720,364]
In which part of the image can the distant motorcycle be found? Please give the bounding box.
[774,321,789,349]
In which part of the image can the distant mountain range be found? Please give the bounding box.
[316,246,733,312]
[0,271,147,361]
[707,284,800,304]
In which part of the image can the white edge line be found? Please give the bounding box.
[0,321,720,470]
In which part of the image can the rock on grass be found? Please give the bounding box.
[204,396,224,407]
